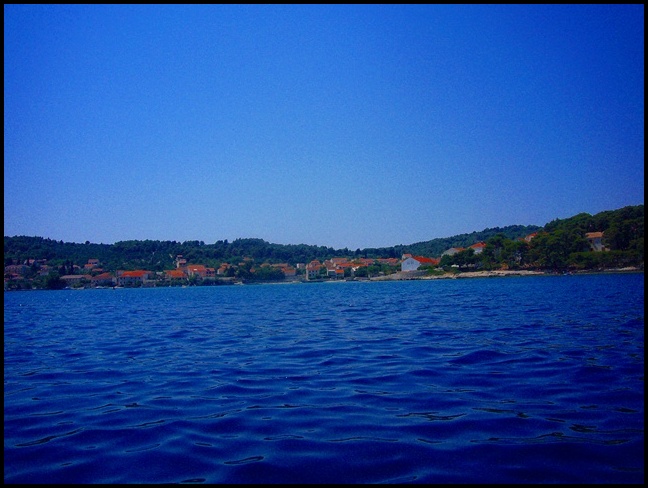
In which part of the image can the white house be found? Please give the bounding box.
[116,270,151,286]
[306,260,322,280]
[401,256,440,272]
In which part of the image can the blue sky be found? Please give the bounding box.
[4,4,644,250]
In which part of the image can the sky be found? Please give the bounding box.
[4,4,644,250]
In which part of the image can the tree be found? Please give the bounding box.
[480,234,506,270]
[453,248,477,269]
[45,272,66,290]
[354,266,368,277]
[439,254,453,268]
[251,266,285,281]
[501,240,529,269]
[367,264,382,277]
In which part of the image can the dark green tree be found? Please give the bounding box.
[45,272,66,290]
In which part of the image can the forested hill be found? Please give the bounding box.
[4,205,643,272]
[364,224,541,259]
[3,225,540,271]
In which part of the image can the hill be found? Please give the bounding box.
[4,205,643,272]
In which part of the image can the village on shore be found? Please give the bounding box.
[6,231,640,290]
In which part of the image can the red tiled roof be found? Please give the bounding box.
[165,270,186,278]
[91,272,114,280]
[121,270,149,278]
[414,256,439,264]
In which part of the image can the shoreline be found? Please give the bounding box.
[5,267,643,291]
[369,267,643,281]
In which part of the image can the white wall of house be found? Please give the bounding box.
[588,237,605,252]
[401,257,420,271]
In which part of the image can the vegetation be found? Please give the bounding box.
[2,226,544,271]
[440,205,643,272]
[4,205,643,290]
[368,224,542,259]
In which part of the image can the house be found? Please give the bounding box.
[84,259,102,272]
[323,264,344,279]
[61,274,92,287]
[165,269,187,280]
[91,272,115,287]
[4,264,30,277]
[186,264,207,278]
[401,256,440,272]
[325,265,343,279]
[175,255,187,269]
[38,265,52,277]
[306,260,322,280]
[271,264,297,277]
[116,270,151,286]
[524,233,538,242]
[469,242,487,254]
[585,232,606,252]
[441,247,465,257]
[282,266,297,277]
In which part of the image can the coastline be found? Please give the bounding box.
[5,267,643,291]
[369,267,643,281]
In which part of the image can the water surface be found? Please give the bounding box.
[4,274,644,483]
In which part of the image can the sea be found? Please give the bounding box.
[4,273,644,484]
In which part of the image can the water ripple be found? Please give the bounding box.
[4,275,644,483]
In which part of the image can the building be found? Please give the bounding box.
[165,269,187,280]
[186,265,207,278]
[271,264,297,277]
[401,256,440,272]
[469,242,487,254]
[175,255,187,269]
[116,270,151,286]
[217,264,231,276]
[306,260,322,280]
[441,247,465,257]
[585,232,606,252]
[91,272,115,287]
[4,264,30,277]
[61,274,92,287]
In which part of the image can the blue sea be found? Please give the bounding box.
[4,274,644,484]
